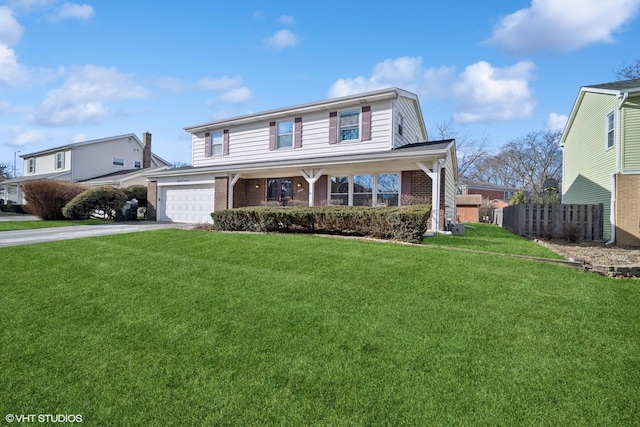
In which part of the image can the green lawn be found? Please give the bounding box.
[1,229,638,425]
[0,219,111,231]
[423,222,566,259]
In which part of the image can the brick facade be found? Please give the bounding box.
[214,177,228,212]
[615,174,640,246]
[147,180,157,220]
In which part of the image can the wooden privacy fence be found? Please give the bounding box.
[497,203,604,241]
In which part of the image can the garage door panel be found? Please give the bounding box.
[160,185,215,223]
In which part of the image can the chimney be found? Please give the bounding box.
[142,132,152,169]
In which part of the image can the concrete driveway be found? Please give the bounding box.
[0,221,191,248]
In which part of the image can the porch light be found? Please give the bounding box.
[255,184,260,189]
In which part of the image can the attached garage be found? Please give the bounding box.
[156,175,216,224]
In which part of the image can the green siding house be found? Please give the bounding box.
[561,79,640,246]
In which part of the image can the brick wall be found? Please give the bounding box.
[292,177,308,205]
[616,174,640,246]
[214,177,228,212]
[147,180,157,220]
[409,168,447,229]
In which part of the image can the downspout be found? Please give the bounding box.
[606,91,628,245]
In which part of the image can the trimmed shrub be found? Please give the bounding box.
[63,186,128,220]
[123,185,148,207]
[0,204,29,214]
[22,180,86,220]
[211,204,432,244]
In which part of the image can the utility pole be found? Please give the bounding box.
[13,150,20,178]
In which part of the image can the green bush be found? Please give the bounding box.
[22,180,86,220]
[0,204,29,214]
[63,186,128,220]
[211,205,432,243]
[122,185,148,207]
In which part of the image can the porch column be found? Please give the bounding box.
[228,174,241,209]
[300,168,325,206]
[416,160,442,232]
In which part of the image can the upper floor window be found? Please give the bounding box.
[277,120,294,149]
[55,152,65,170]
[112,157,125,167]
[339,110,360,142]
[134,161,142,168]
[606,111,615,149]
[397,114,404,136]
[210,131,223,156]
[27,158,35,174]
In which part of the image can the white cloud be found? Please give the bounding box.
[279,15,295,24]
[0,44,27,86]
[37,65,148,126]
[546,112,568,131]
[0,7,24,45]
[215,87,253,104]
[485,0,640,55]
[52,3,94,21]
[452,61,536,123]
[327,56,455,98]
[196,76,243,91]
[8,128,49,147]
[266,29,299,49]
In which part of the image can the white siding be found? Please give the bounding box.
[393,96,426,148]
[73,136,145,181]
[23,150,70,176]
[192,101,397,167]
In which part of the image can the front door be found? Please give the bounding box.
[267,178,293,205]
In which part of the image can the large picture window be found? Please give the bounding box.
[329,173,400,206]
[330,176,349,205]
[606,111,615,149]
[339,110,360,142]
[277,120,293,149]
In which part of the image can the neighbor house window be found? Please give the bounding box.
[339,110,360,142]
[277,120,294,149]
[55,152,65,170]
[211,131,223,156]
[330,176,349,205]
[134,161,142,168]
[397,114,404,136]
[112,157,125,167]
[606,111,615,149]
[27,158,35,174]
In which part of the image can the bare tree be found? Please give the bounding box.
[0,163,14,181]
[471,130,562,198]
[616,59,640,80]
[431,118,490,180]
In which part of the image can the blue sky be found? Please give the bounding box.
[1,0,640,174]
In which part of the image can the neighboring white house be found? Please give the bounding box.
[1,132,169,204]
[146,88,458,231]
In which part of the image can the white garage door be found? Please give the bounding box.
[159,185,215,223]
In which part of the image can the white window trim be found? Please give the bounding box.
[338,109,361,143]
[55,152,65,170]
[210,130,223,156]
[605,110,615,151]
[329,173,401,206]
[134,161,142,168]
[27,158,35,174]
[112,157,125,167]
[397,113,404,136]
[277,119,294,150]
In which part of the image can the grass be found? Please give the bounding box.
[423,222,566,259]
[0,219,111,231]
[1,229,638,425]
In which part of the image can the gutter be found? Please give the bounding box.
[606,91,629,245]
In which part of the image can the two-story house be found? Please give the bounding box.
[146,88,458,231]
[561,78,640,246]
[1,132,169,204]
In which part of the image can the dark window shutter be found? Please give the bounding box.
[223,129,229,156]
[294,117,302,148]
[317,175,327,206]
[401,171,412,197]
[329,112,337,144]
[204,132,212,157]
[269,122,276,151]
[361,106,371,141]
